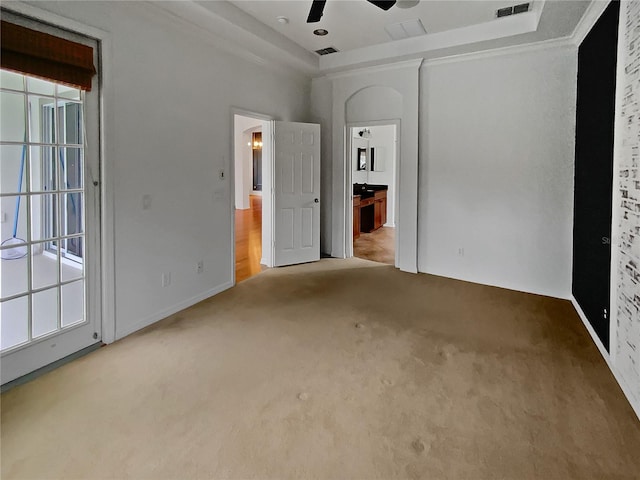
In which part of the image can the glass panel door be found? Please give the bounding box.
[0,65,100,383]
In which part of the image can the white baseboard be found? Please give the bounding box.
[418,267,570,300]
[115,281,234,340]
[571,296,640,421]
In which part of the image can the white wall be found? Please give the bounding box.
[310,76,333,256]
[18,1,311,339]
[233,115,262,210]
[418,45,577,298]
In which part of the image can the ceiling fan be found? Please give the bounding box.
[307,0,397,23]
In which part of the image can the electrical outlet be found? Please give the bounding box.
[161,272,171,287]
[458,247,464,257]
[196,260,204,274]
[142,194,151,210]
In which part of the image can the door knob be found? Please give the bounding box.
[314,198,319,203]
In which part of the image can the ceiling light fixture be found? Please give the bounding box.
[276,16,289,24]
[396,0,419,8]
[313,28,329,36]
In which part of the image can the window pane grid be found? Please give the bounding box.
[24,90,33,343]
[1,71,87,352]
[1,275,85,302]
[0,142,83,147]
[0,188,83,198]
[0,231,86,249]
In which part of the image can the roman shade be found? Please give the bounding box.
[1,20,96,91]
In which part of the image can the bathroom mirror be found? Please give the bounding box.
[357,148,367,171]
[371,147,385,172]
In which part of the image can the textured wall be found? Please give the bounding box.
[419,46,577,298]
[613,0,640,406]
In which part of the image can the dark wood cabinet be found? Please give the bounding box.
[353,187,387,239]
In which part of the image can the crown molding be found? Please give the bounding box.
[422,35,576,68]
[571,0,611,47]
[144,0,318,76]
[319,10,539,72]
[325,58,424,80]
[1,0,109,39]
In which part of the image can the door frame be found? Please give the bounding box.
[230,108,275,285]
[345,119,400,267]
[0,3,116,384]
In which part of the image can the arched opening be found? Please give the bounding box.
[345,86,402,266]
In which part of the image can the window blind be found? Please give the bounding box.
[1,20,96,91]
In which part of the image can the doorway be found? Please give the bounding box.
[572,0,620,350]
[348,123,398,266]
[0,62,101,382]
[233,113,270,283]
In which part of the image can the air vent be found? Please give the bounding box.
[513,2,530,14]
[496,3,529,18]
[315,46,338,55]
[385,18,427,41]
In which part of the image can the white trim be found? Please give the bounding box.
[230,108,276,284]
[421,269,571,301]
[319,11,539,72]
[571,297,640,422]
[325,59,424,80]
[345,120,400,267]
[99,33,116,345]
[3,2,117,345]
[144,0,318,76]
[571,0,612,47]
[115,282,233,340]
[3,2,110,40]
[422,36,575,68]
[609,0,628,369]
[532,0,546,26]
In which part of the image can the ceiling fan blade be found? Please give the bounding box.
[307,0,326,23]
[366,0,397,11]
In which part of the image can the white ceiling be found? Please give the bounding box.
[232,0,541,54]
[152,1,593,74]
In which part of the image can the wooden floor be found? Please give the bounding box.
[235,195,264,282]
[236,197,394,279]
[354,226,395,265]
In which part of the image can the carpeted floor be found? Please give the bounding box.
[2,258,639,479]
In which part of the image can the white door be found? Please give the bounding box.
[272,121,320,267]
[0,63,100,383]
